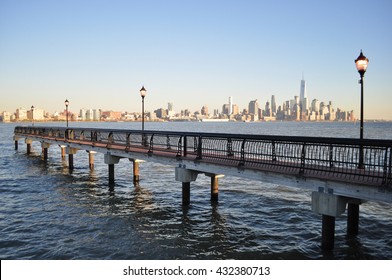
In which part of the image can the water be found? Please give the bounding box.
[1,121,392,259]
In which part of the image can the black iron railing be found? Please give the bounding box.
[14,126,392,186]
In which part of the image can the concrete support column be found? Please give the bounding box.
[41,143,50,161]
[108,164,115,184]
[61,146,66,159]
[175,167,199,205]
[66,147,78,170]
[182,182,191,205]
[104,153,122,184]
[129,159,144,183]
[88,151,96,170]
[206,173,224,202]
[68,154,74,170]
[14,136,20,150]
[322,215,336,250]
[25,139,33,154]
[43,148,48,160]
[311,191,347,250]
[347,202,360,236]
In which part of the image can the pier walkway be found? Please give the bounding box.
[14,125,392,250]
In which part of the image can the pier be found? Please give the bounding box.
[14,125,392,251]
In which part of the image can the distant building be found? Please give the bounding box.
[201,105,209,116]
[229,96,233,115]
[1,111,11,122]
[248,99,259,115]
[271,95,277,115]
[16,108,27,120]
[300,76,308,112]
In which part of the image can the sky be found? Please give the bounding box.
[1,0,391,119]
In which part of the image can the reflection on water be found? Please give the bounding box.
[1,122,392,259]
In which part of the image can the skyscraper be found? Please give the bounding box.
[271,95,277,115]
[248,100,259,115]
[229,96,233,115]
[300,75,308,111]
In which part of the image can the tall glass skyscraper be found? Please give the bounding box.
[300,76,308,111]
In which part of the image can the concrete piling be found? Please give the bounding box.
[311,191,347,250]
[88,151,96,170]
[322,215,336,250]
[68,154,74,170]
[61,146,66,159]
[43,147,48,160]
[104,153,122,185]
[206,173,224,202]
[41,143,50,161]
[182,182,191,205]
[66,147,78,170]
[25,139,33,154]
[15,140,18,150]
[175,167,199,205]
[108,164,115,184]
[133,160,139,182]
[347,202,360,236]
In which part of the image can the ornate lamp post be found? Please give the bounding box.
[140,86,147,131]
[140,87,147,146]
[31,105,34,126]
[355,50,369,168]
[64,99,69,127]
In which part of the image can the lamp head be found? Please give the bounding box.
[355,50,369,76]
[140,86,147,98]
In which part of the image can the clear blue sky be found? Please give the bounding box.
[1,0,391,119]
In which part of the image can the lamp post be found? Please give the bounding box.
[65,99,69,128]
[31,105,34,126]
[140,86,147,131]
[355,50,369,169]
[140,87,147,145]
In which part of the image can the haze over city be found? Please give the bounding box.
[1,0,391,120]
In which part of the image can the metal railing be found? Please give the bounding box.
[15,126,392,186]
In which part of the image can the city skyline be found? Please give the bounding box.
[1,0,391,119]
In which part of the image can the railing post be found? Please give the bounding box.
[176,136,183,157]
[299,142,306,174]
[382,147,389,185]
[388,147,392,185]
[148,134,154,154]
[272,140,276,162]
[329,144,334,168]
[196,136,202,160]
[227,138,234,157]
[166,135,171,149]
[183,136,187,157]
[239,139,246,167]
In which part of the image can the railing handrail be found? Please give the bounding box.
[14,125,392,147]
[14,125,392,187]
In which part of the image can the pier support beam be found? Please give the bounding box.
[322,215,336,250]
[175,167,199,205]
[205,173,224,202]
[130,159,145,183]
[60,145,66,159]
[41,143,50,161]
[88,151,96,170]
[25,139,33,154]
[66,147,78,170]
[347,200,361,236]
[311,191,347,250]
[14,136,20,150]
[104,153,122,184]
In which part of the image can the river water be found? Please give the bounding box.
[1,121,392,259]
